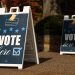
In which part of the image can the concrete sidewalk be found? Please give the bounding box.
[0,52,75,75]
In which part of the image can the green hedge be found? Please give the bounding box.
[35,16,63,35]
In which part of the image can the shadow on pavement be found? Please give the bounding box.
[39,58,52,63]
[23,58,51,68]
[23,61,36,68]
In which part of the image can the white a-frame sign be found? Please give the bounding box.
[60,15,75,55]
[0,6,39,69]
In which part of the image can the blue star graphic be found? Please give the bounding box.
[9,27,13,31]
[15,29,19,33]
[22,27,25,31]
[0,28,1,30]
[3,29,7,33]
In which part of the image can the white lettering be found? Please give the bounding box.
[0,36,5,45]
[4,35,10,45]
[11,35,16,45]
[0,49,11,55]
[16,35,21,45]
[0,35,21,46]
[65,34,75,41]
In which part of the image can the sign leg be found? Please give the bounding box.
[60,52,63,55]
[18,65,23,70]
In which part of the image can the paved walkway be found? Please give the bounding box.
[0,52,75,75]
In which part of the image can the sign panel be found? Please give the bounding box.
[60,15,75,55]
[0,14,28,64]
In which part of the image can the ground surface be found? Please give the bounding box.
[0,52,75,75]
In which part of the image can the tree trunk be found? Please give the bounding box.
[43,0,58,18]
[43,0,51,18]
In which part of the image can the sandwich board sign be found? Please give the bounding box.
[60,15,75,55]
[0,6,39,69]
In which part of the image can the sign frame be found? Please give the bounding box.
[60,15,75,55]
[0,6,39,69]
